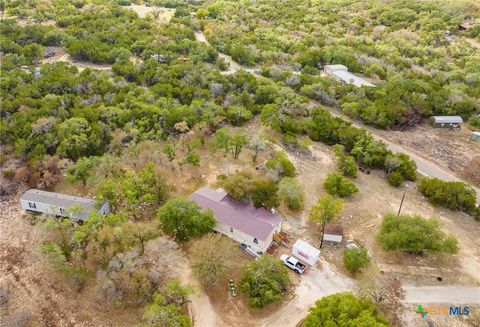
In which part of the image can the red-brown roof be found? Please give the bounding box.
[189,188,282,241]
[324,224,343,236]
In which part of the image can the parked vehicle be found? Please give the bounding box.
[280,254,306,274]
[240,243,260,258]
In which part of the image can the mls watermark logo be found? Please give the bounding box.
[416,304,470,318]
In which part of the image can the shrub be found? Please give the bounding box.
[469,115,480,129]
[278,177,305,211]
[343,247,371,274]
[309,195,343,223]
[250,178,279,210]
[221,171,253,201]
[385,153,416,182]
[266,151,296,177]
[417,178,476,212]
[221,172,279,209]
[304,293,388,327]
[156,197,215,241]
[323,173,358,197]
[377,214,459,255]
[239,255,290,308]
[387,171,404,187]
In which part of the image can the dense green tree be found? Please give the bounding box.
[417,178,476,212]
[309,195,343,223]
[333,144,357,177]
[229,133,248,159]
[304,293,388,327]
[66,157,98,186]
[221,171,253,202]
[387,171,404,187]
[266,151,296,177]
[323,173,358,197]
[250,178,279,210]
[211,128,231,156]
[351,135,391,169]
[156,197,215,241]
[343,247,371,274]
[377,214,459,254]
[239,255,291,308]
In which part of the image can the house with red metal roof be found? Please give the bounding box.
[189,187,282,253]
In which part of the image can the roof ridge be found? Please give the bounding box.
[192,192,276,228]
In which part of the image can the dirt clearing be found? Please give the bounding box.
[127,4,175,24]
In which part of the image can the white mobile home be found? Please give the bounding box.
[430,116,463,129]
[189,188,282,253]
[20,189,109,221]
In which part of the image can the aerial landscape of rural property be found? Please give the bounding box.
[1,0,480,326]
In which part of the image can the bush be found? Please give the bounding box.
[156,197,215,241]
[343,247,370,274]
[221,171,253,202]
[385,153,416,182]
[266,151,296,177]
[469,115,480,129]
[387,171,404,187]
[304,293,388,327]
[239,255,290,308]
[278,177,305,211]
[323,173,358,197]
[309,195,343,223]
[250,178,279,210]
[418,178,476,212]
[377,214,459,255]
[221,172,279,209]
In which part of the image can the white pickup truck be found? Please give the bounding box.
[280,254,306,274]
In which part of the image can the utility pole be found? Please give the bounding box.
[397,192,406,216]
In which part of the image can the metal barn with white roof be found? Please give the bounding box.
[324,64,376,88]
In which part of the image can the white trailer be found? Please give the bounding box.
[292,239,320,266]
[20,189,109,221]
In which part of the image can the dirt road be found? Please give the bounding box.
[194,31,258,76]
[404,285,480,304]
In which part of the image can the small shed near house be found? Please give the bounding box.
[323,224,344,243]
[20,189,109,221]
[292,239,320,266]
[472,131,480,142]
[459,22,473,31]
[429,116,463,129]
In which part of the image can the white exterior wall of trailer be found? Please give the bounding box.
[21,199,109,221]
[292,239,320,266]
[214,221,274,253]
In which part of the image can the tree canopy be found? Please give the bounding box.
[156,197,215,241]
[304,293,389,327]
[377,214,459,255]
[239,255,291,308]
